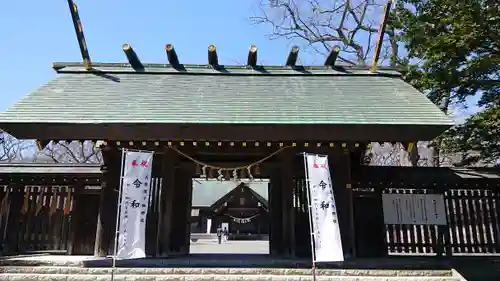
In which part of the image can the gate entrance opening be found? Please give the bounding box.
[189,179,270,254]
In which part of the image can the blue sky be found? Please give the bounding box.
[0,0,478,120]
[0,1,310,111]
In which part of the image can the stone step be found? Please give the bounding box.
[0,267,454,277]
[0,274,462,281]
[0,256,455,270]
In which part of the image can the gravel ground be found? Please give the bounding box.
[189,239,269,254]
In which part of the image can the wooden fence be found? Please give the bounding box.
[0,185,76,254]
[0,172,498,258]
[382,188,500,256]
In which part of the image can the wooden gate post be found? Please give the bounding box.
[94,145,120,257]
[157,149,177,256]
[168,166,193,256]
[174,166,193,256]
[67,183,84,255]
[330,149,356,259]
[280,149,295,257]
[269,167,283,256]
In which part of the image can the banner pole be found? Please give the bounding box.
[111,149,127,281]
[303,153,317,281]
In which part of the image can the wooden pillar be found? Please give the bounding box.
[181,168,194,255]
[269,168,283,256]
[169,167,193,255]
[67,183,84,255]
[94,145,120,257]
[296,176,312,258]
[280,150,295,257]
[330,149,355,258]
[157,149,177,256]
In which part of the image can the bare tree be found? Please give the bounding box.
[252,0,414,166]
[251,0,400,66]
[39,141,102,164]
[0,131,102,164]
[0,131,32,162]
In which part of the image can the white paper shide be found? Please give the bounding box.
[116,151,154,259]
[305,154,344,262]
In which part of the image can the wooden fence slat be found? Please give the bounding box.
[459,190,469,253]
[421,190,432,254]
[446,190,459,253]
[0,186,8,252]
[400,190,410,253]
[42,187,52,251]
[465,190,478,253]
[473,189,486,252]
[493,190,500,252]
[407,190,418,254]
[484,190,497,252]
[465,189,477,253]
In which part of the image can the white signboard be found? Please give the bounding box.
[382,193,447,225]
[305,154,344,262]
[425,194,447,225]
[382,194,402,224]
[115,150,154,259]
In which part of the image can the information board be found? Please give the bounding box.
[382,193,447,225]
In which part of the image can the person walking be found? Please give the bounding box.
[223,227,229,242]
[216,225,223,244]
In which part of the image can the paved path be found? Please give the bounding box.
[189,239,269,254]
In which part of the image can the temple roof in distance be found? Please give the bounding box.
[191,179,269,207]
[0,62,453,131]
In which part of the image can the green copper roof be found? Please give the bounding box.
[192,179,268,207]
[0,63,453,126]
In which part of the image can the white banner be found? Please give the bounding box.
[116,150,154,259]
[305,154,344,262]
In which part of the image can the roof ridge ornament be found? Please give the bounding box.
[67,0,92,70]
[247,45,258,67]
[165,44,181,68]
[285,46,299,66]
[208,44,219,67]
[324,46,341,67]
[370,0,392,73]
[122,44,144,71]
